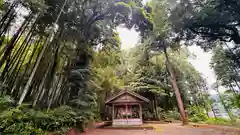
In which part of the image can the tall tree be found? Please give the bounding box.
[211,44,240,95]
[169,0,240,49]
[142,0,188,124]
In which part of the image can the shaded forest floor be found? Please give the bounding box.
[77,123,240,135]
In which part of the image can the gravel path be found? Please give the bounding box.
[79,124,239,135]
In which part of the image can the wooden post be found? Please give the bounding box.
[139,104,142,120]
[112,104,114,120]
[126,104,128,125]
[126,104,128,119]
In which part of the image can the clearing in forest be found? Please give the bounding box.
[79,124,239,135]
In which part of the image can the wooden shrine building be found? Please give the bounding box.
[105,90,149,126]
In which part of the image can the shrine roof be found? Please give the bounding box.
[105,90,149,104]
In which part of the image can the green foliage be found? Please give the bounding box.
[0,102,47,134]
[206,118,232,126]
[157,107,180,120]
[22,0,46,12]
[0,0,3,10]
[0,96,87,134]
[187,105,240,127]
[1,122,46,135]
[0,95,14,111]
[235,94,240,108]
[170,0,240,48]
[210,45,240,88]
[123,41,206,121]
[188,106,208,122]
[0,106,83,134]
[114,2,132,16]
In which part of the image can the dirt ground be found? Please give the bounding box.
[79,124,239,135]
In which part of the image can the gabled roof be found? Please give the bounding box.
[105,90,149,104]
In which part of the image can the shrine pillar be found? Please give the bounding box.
[139,104,142,120]
[112,104,114,120]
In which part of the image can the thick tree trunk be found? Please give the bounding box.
[163,47,188,125]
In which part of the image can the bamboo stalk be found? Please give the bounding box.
[17,0,69,105]
[0,13,33,69]
[7,38,34,91]
[13,37,44,94]
[32,64,50,107]
[3,32,34,83]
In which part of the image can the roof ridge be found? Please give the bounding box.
[105,89,149,104]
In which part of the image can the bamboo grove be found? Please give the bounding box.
[0,1,153,133]
[0,0,153,110]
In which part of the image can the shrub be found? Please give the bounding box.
[188,106,208,122]
[0,95,97,134]
[0,92,99,134]
[0,122,46,135]
[165,110,180,120]
[0,105,83,134]
[143,110,154,120]
[0,95,14,111]
[205,118,240,127]
[0,107,47,134]
[157,108,180,120]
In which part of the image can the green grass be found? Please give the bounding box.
[195,118,240,128]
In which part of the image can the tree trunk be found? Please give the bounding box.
[229,83,237,96]
[47,75,63,111]
[154,94,158,120]
[0,1,17,27]
[0,14,31,68]
[215,86,233,120]
[224,43,240,69]
[32,64,50,107]
[163,47,188,125]
[211,104,217,118]
[53,76,64,105]
[17,0,68,105]
[152,99,155,120]
[199,91,209,117]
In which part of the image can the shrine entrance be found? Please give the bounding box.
[105,90,149,126]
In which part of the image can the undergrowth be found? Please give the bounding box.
[0,96,95,134]
[188,105,240,127]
